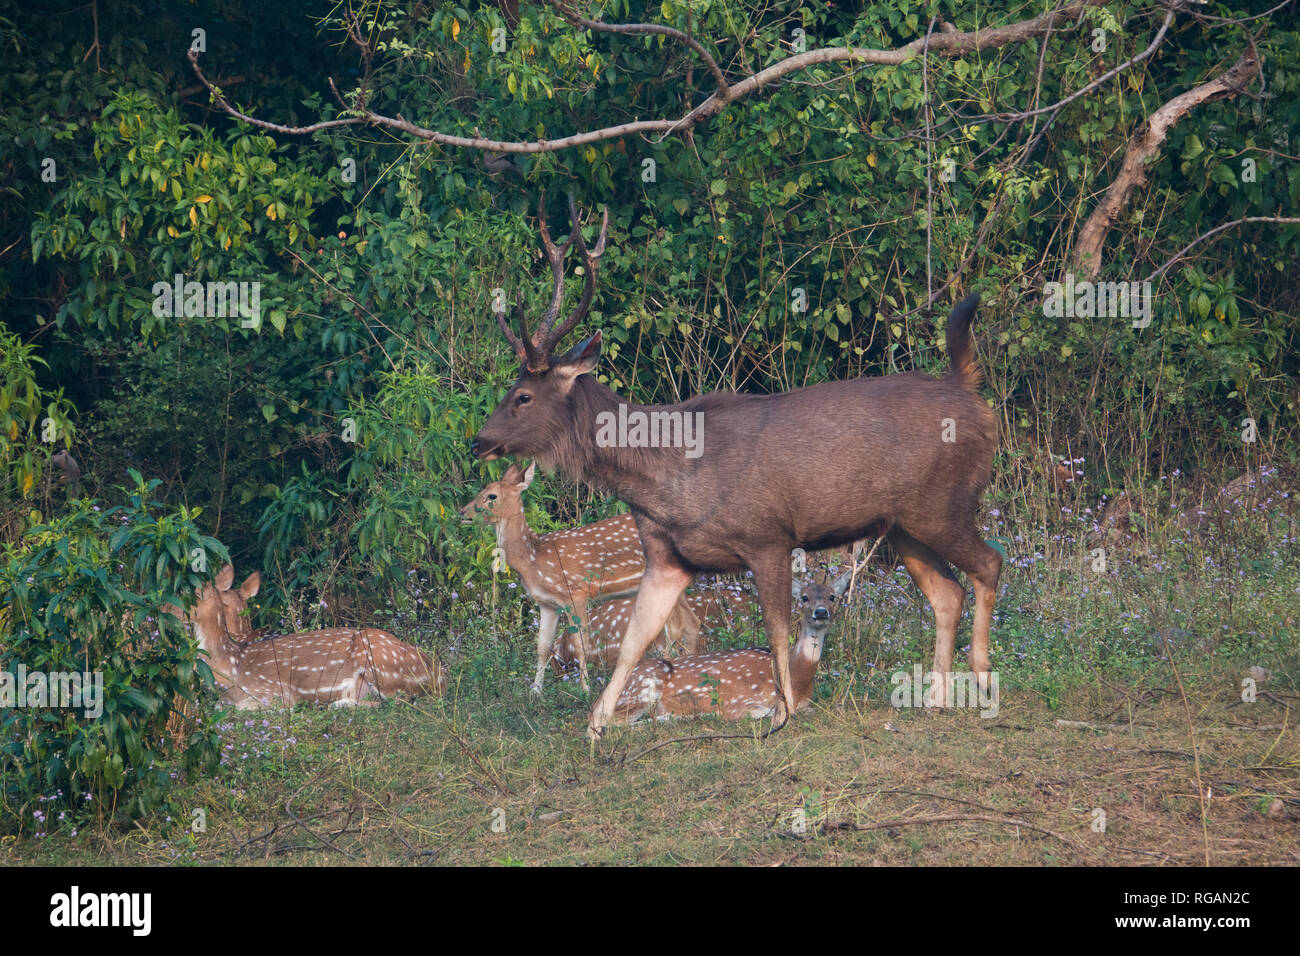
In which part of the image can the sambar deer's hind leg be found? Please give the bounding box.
[589,560,692,739]
[941,529,1001,695]
[890,529,966,708]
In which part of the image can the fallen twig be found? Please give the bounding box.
[822,813,1083,851]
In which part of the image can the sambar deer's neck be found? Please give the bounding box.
[559,376,692,508]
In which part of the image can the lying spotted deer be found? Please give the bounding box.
[172,565,445,709]
[471,195,1000,739]
[611,568,853,723]
[550,583,755,671]
[460,461,700,694]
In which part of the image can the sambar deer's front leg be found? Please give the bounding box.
[589,562,692,739]
[750,549,796,724]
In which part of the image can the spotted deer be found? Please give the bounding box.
[460,461,700,694]
[551,583,755,671]
[611,567,853,723]
[173,565,445,709]
[471,195,1000,738]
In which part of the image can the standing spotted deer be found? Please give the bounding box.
[471,195,1000,739]
[611,568,852,723]
[460,461,700,694]
[173,565,445,709]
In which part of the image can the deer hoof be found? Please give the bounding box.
[529,682,544,699]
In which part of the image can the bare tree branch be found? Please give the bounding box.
[1144,216,1300,283]
[1072,46,1262,279]
[187,0,1115,154]
[548,0,728,97]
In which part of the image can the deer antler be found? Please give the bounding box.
[536,189,575,338]
[499,192,611,372]
[550,192,609,349]
[493,291,544,371]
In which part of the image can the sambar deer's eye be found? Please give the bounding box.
[515,392,532,407]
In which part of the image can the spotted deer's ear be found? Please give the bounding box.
[520,460,536,490]
[239,571,261,599]
[791,580,804,602]
[215,564,235,591]
[832,568,853,600]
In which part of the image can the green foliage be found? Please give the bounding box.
[0,472,225,831]
[0,326,76,528]
[1,1,1298,825]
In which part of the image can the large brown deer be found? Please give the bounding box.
[611,568,852,723]
[471,196,1000,739]
[460,461,700,694]
[173,565,445,709]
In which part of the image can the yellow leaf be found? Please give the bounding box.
[452,18,460,39]
[584,146,597,163]
[188,206,197,227]
[196,195,212,203]
[22,471,33,496]
[167,225,179,238]
[8,420,16,440]
[159,180,167,192]
[464,50,471,71]
[223,237,231,249]
[867,152,878,168]
[266,204,277,221]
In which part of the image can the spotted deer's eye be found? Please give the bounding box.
[800,595,809,603]
[487,493,497,501]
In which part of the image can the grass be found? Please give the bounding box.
[4,487,1298,865]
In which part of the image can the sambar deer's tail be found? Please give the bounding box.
[945,292,982,390]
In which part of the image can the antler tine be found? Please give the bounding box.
[544,194,609,349]
[535,190,573,338]
[494,297,528,365]
[514,291,545,371]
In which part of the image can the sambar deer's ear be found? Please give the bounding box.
[551,331,601,394]
[239,570,261,599]
[215,564,235,591]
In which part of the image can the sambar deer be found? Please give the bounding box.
[611,568,852,723]
[471,195,1000,739]
[173,565,445,709]
[460,461,700,694]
